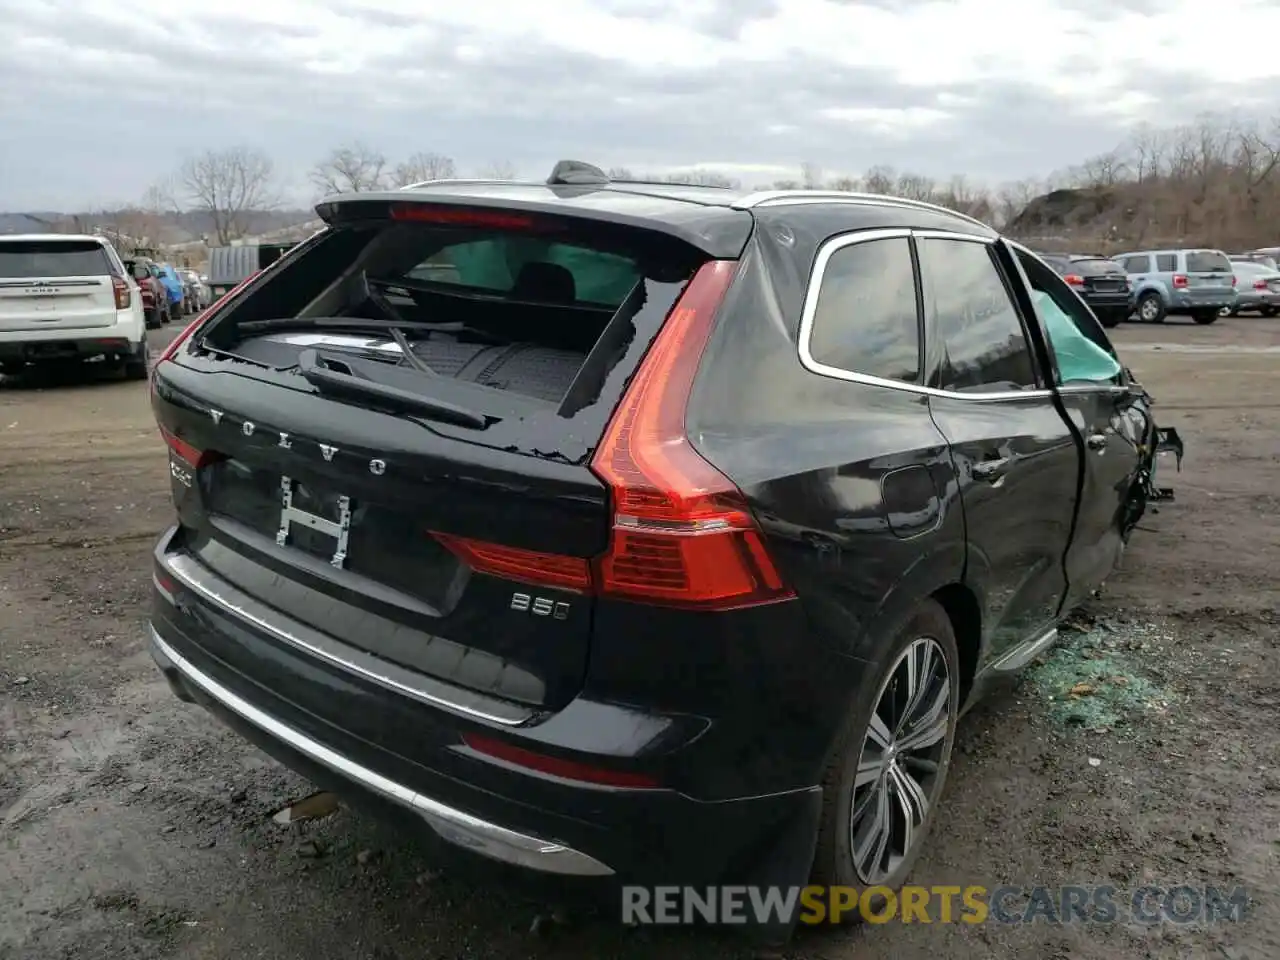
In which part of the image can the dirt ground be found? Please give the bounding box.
[1,316,1277,960]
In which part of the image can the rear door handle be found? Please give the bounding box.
[1087,434,1108,451]
[972,458,1012,482]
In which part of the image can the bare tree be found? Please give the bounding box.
[662,169,741,188]
[895,172,936,202]
[799,161,824,189]
[179,147,278,245]
[311,142,389,196]
[391,152,458,187]
[479,160,519,180]
[829,176,859,192]
[862,166,895,194]
[995,179,1042,230]
[606,166,637,179]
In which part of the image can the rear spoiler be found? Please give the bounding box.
[313,190,753,261]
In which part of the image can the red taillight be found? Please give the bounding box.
[431,260,794,612]
[1063,274,1084,286]
[159,425,209,466]
[112,276,131,309]
[590,260,792,609]
[389,204,541,231]
[1253,279,1266,290]
[461,733,660,789]
[431,533,591,592]
[1173,274,1189,288]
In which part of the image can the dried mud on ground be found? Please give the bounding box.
[1,319,1277,960]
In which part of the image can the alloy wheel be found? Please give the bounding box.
[1139,297,1160,321]
[849,636,952,885]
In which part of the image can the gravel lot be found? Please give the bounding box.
[2,317,1277,960]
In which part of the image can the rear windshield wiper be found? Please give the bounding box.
[297,348,487,429]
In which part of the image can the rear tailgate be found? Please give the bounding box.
[1184,250,1235,301]
[0,239,122,332]
[1072,258,1128,294]
[153,192,751,711]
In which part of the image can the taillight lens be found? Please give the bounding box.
[1254,279,1266,290]
[432,260,794,612]
[1063,274,1084,286]
[589,260,792,609]
[112,276,131,309]
[1173,274,1189,288]
[431,534,591,592]
[158,426,222,468]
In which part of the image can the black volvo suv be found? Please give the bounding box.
[148,162,1179,928]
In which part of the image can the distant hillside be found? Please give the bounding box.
[0,208,316,242]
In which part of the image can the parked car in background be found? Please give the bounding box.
[1225,260,1280,316]
[1247,247,1280,269]
[1114,248,1236,324]
[147,166,1182,935]
[206,242,298,300]
[0,234,149,379]
[180,269,208,313]
[124,257,171,328]
[1229,253,1278,271]
[156,263,187,317]
[1036,253,1131,328]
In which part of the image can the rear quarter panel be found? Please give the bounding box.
[679,217,972,785]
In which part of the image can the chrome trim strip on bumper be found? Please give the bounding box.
[162,552,531,727]
[149,627,614,877]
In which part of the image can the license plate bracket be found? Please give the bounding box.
[276,476,353,568]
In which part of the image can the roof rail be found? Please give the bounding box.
[402,178,522,190]
[731,189,989,229]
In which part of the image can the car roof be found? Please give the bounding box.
[401,178,989,225]
[317,176,995,259]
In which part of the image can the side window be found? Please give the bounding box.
[807,236,920,383]
[917,238,1037,392]
[1155,254,1177,272]
[1121,255,1148,273]
[1013,247,1122,386]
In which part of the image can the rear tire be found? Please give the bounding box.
[1193,310,1220,325]
[1262,306,1278,318]
[811,599,960,917]
[145,308,162,330]
[1136,292,1165,324]
[123,337,149,381]
[1098,310,1123,329]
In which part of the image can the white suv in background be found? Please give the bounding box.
[0,234,149,380]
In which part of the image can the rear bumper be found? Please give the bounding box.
[0,333,142,363]
[1081,292,1131,315]
[0,309,145,359]
[1169,291,1235,310]
[150,627,612,876]
[149,526,821,885]
[1234,291,1280,309]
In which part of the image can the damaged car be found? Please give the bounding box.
[146,162,1182,936]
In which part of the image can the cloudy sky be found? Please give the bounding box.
[2,0,1278,210]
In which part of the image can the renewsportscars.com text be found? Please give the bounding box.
[621,884,1250,926]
